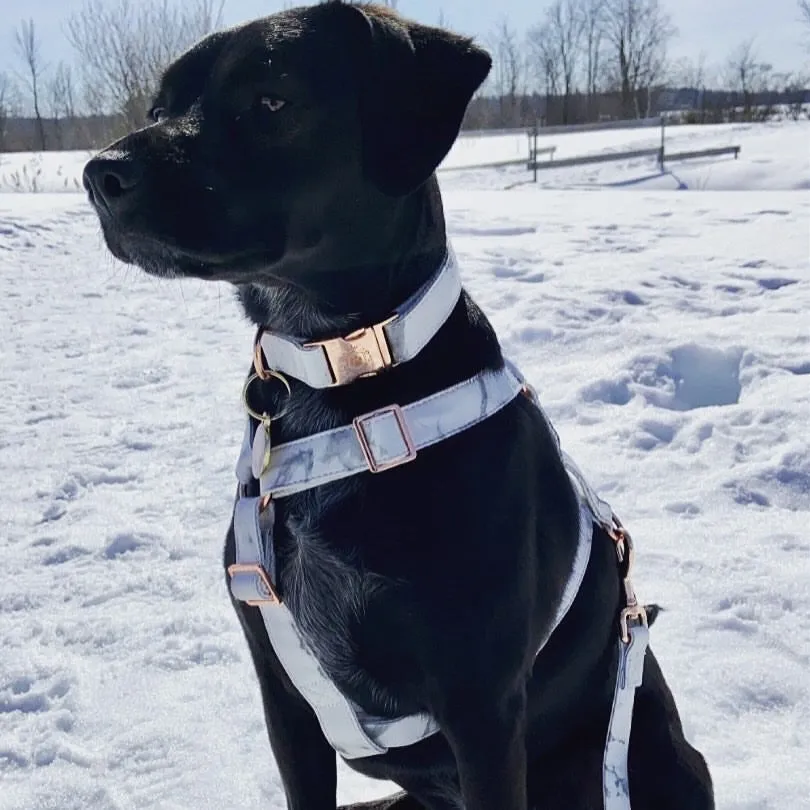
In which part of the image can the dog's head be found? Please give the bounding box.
[83,2,490,288]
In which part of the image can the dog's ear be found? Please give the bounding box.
[338,4,491,196]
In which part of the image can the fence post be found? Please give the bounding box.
[532,122,539,183]
[659,115,666,171]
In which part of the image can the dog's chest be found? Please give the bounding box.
[275,517,405,716]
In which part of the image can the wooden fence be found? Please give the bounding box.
[442,118,742,182]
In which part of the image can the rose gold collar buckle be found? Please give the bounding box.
[353,405,417,473]
[305,316,397,387]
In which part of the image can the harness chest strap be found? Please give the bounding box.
[254,367,524,497]
[230,365,598,757]
[231,493,596,761]
[232,366,528,758]
[232,494,445,757]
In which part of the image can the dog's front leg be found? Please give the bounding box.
[239,607,338,810]
[438,686,528,810]
[257,660,338,810]
[227,520,337,810]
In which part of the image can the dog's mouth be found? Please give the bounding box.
[83,160,290,284]
[97,213,287,284]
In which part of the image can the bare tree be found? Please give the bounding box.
[491,19,527,127]
[671,52,709,121]
[726,39,772,118]
[673,53,707,89]
[580,0,605,118]
[65,0,225,133]
[601,0,676,118]
[798,1,810,52]
[49,62,76,120]
[782,69,810,119]
[47,62,77,149]
[528,23,561,110]
[0,72,20,152]
[14,19,48,150]
[381,0,399,8]
[528,0,585,124]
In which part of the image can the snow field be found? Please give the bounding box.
[1,121,808,808]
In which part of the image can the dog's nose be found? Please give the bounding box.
[83,157,143,212]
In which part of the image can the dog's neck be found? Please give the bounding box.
[233,180,502,450]
[236,181,447,341]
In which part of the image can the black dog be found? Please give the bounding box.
[83,3,714,808]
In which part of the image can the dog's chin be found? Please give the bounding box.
[101,228,285,284]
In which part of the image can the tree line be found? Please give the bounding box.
[468,0,809,129]
[1,0,808,153]
[0,0,224,152]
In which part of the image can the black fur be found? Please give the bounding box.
[83,3,714,808]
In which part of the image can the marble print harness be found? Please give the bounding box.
[228,247,649,809]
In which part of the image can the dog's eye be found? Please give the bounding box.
[150,107,167,123]
[259,96,286,113]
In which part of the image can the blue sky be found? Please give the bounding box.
[2,0,807,82]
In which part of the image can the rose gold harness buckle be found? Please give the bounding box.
[606,516,648,644]
[227,563,281,607]
[353,405,417,474]
[227,494,280,607]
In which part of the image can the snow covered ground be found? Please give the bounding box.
[439,120,810,192]
[1,121,809,809]
[2,120,808,193]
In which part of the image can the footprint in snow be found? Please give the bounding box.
[664,501,701,517]
[757,277,798,291]
[724,482,770,508]
[580,378,633,407]
[107,735,191,806]
[0,668,75,722]
[103,532,158,559]
[603,290,646,306]
[628,344,742,412]
[661,275,702,292]
[39,503,67,523]
[632,418,678,451]
[43,546,92,566]
[493,265,527,279]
